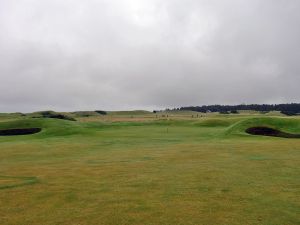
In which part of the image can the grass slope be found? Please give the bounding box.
[226,117,300,137]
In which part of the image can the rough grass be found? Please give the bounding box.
[193,118,234,127]
[107,110,152,116]
[0,114,299,225]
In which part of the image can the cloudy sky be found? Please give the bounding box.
[0,0,299,112]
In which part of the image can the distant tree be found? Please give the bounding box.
[178,103,300,114]
[95,110,107,115]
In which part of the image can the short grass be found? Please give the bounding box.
[0,113,299,225]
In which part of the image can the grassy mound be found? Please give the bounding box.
[226,117,300,137]
[193,118,236,127]
[71,111,105,117]
[30,111,76,121]
[198,119,231,127]
[0,118,85,139]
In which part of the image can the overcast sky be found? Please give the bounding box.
[0,0,299,112]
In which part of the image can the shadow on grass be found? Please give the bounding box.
[0,176,39,190]
[0,128,41,136]
[246,126,300,138]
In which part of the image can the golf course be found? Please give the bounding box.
[0,111,299,225]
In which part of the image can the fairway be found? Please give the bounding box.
[0,112,299,225]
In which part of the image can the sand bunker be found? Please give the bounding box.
[246,126,300,138]
[0,128,41,136]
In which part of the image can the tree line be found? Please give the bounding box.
[176,103,300,115]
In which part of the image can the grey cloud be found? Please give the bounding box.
[0,0,300,112]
